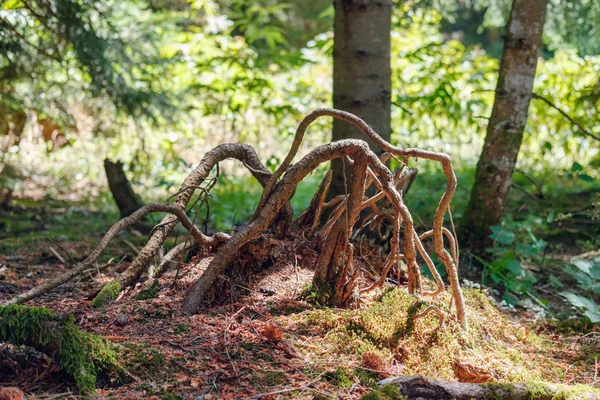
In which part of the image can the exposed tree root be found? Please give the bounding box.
[7,203,229,305]
[9,109,468,330]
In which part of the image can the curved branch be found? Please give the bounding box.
[413,305,445,331]
[247,108,465,328]
[420,227,458,267]
[182,140,397,314]
[111,143,278,293]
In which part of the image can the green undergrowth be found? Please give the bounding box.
[136,279,161,300]
[0,304,120,394]
[297,287,573,384]
[361,384,406,400]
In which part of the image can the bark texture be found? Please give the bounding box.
[461,0,547,266]
[312,155,368,306]
[376,375,599,400]
[331,0,392,197]
[103,159,145,218]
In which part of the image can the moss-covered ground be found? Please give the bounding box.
[1,199,599,398]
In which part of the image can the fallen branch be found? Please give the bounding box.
[94,143,291,307]
[375,375,600,400]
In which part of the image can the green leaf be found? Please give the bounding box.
[571,162,584,172]
[572,258,593,275]
[490,226,515,245]
[506,260,524,276]
[548,274,564,288]
[584,311,600,323]
[502,293,519,306]
[560,292,599,313]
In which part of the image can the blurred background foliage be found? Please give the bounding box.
[0,0,598,223]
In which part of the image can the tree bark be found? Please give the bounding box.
[103,159,145,218]
[460,0,547,269]
[331,0,392,197]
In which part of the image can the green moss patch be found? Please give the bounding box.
[361,384,406,400]
[0,305,120,393]
[295,287,581,384]
[136,279,161,301]
[91,279,121,308]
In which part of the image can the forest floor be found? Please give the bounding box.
[1,201,600,399]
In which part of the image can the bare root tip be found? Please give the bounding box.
[413,305,445,332]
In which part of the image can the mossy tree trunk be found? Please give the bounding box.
[460,0,548,274]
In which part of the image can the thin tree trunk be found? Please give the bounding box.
[460,0,547,272]
[104,159,153,233]
[330,0,392,197]
[103,159,145,217]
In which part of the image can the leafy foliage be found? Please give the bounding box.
[560,255,600,322]
[477,215,548,305]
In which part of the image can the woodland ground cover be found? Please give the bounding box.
[1,0,600,398]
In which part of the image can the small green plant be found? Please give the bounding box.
[559,255,600,323]
[479,214,548,306]
[361,384,406,399]
[325,367,352,389]
[174,322,191,334]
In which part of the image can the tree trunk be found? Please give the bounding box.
[330,0,392,197]
[460,0,547,271]
[103,159,145,218]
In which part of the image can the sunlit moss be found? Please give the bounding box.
[299,287,567,383]
[361,384,406,400]
[483,381,600,399]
